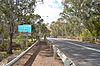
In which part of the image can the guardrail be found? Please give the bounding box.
[5,40,40,66]
[47,40,76,66]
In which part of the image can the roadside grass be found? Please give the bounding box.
[0,49,22,62]
[0,52,8,58]
[0,39,34,62]
[12,49,22,55]
[0,52,8,62]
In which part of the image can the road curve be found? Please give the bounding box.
[48,38,100,66]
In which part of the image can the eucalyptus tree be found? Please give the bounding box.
[62,0,100,39]
[50,21,60,37]
[40,23,49,37]
[0,15,4,44]
[0,0,42,54]
[29,14,45,39]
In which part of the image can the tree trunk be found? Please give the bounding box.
[7,21,14,54]
[31,33,34,42]
[7,32,13,54]
[1,22,4,45]
[44,34,46,42]
[1,33,4,45]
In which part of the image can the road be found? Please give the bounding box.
[48,38,100,66]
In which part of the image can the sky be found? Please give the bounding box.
[34,0,64,24]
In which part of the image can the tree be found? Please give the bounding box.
[50,0,100,42]
[0,0,37,54]
[63,0,100,37]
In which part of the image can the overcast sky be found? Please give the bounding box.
[34,0,64,24]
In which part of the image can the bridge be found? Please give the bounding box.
[4,38,100,66]
[4,39,63,66]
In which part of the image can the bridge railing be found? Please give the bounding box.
[5,40,40,66]
[47,40,76,66]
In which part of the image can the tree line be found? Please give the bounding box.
[50,0,100,43]
[0,0,49,54]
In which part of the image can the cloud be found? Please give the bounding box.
[34,0,64,23]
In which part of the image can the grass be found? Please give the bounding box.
[0,39,34,62]
[0,49,22,62]
[13,49,22,55]
[0,52,8,61]
[0,52,8,58]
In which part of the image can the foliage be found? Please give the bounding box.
[0,0,48,54]
[0,52,8,59]
[0,40,8,51]
[50,0,100,43]
[15,34,23,44]
[62,0,100,37]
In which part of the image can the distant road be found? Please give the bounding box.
[48,38,100,66]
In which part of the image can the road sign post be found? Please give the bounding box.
[18,25,31,48]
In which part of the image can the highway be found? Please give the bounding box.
[48,38,100,66]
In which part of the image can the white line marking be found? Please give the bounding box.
[67,41,100,53]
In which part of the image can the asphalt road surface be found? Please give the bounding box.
[48,38,100,66]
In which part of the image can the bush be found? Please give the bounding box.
[80,29,93,42]
[0,43,7,51]
[0,52,8,60]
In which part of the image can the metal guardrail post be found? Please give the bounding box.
[64,59,70,66]
[49,42,52,51]
[53,45,57,59]
[47,40,52,51]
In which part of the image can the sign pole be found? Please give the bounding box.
[18,25,31,49]
[26,32,28,48]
